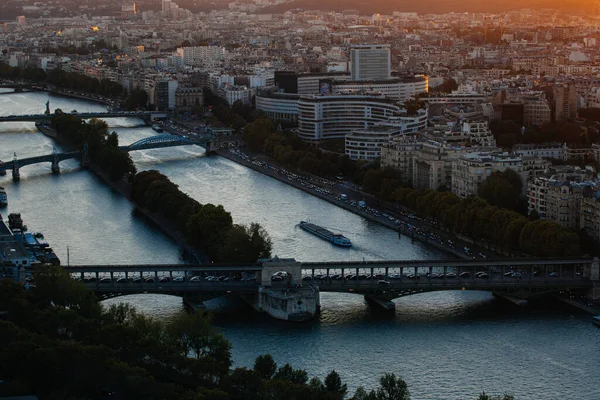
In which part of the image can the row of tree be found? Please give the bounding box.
[51,112,137,181]
[46,68,124,98]
[243,119,367,179]
[390,188,580,257]
[490,120,599,148]
[0,269,514,400]
[130,170,272,263]
[0,62,47,82]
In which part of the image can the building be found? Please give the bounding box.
[332,75,428,101]
[522,94,552,126]
[350,44,391,81]
[527,168,600,229]
[219,84,255,106]
[580,191,600,242]
[381,136,470,189]
[451,152,524,198]
[513,143,567,161]
[255,90,300,122]
[345,126,399,161]
[460,121,496,147]
[175,87,204,113]
[554,84,578,121]
[297,94,402,143]
[176,46,225,66]
[155,80,179,111]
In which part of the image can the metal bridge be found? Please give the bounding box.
[62,257,598,303]
[0,111,154,122]
[0,134,209,180]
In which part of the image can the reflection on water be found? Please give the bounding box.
[2,93,600,400]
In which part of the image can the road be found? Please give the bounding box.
[219,148,501,260]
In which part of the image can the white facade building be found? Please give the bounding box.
[451,152,524,198]
[297,94,402,143]
[350,44,391,81]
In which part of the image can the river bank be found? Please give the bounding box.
[216,147,488,260]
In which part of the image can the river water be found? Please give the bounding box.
[1,92,599,400]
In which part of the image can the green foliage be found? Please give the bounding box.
[478,169,523,211]
[50,113,135,181]
[273,363,309,385]
[45,68,124,97]
[254,354,277,379]
[477,393,514,400]
[124,88,149,111]
[0,275,521,399]
[243,119,362,179]
[130,171,271,262]
[324,370,348,400]
[376,373,410,400]
[390,186,581,256]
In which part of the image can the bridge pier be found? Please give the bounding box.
[493,292,528,306]
[51,152,60,174]
[80,143,90,167]
[364,294,396,311]
[586,257,600,301]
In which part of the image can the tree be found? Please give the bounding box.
[254,354,277,379]
[376,373,410,400]
[324,370,347,400]
[477,393,514,400]
[273,363,308,385]
[478,169,523,211]
[351,387,378,400]
[168,311,231,380]
[186,204,233,260]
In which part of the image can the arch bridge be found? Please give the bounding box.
[0,134,212,180]
[60,257,599,312]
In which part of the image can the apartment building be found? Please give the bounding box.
[297,94,402,143]
[451,152,524,198]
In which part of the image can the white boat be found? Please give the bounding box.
[0,187,7,207]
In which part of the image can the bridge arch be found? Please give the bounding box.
[126,134,194,151]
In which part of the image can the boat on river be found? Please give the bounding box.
[152,124,163,133]
[298,221,352,247]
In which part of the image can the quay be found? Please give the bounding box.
[217,148,493,260]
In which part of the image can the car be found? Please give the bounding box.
[548,272,559,277]
[377,280,391,285]
[144,278,155,283]
[504,271,516,277]
[460,272,471,278]
[512,272,522,278]
[116,277,129,283]
[444,273,457,278]
[475,272,489,279]
[100,277,112,283]
[173,276,185,282]
[189,276,202,282]
[131,277,142,282]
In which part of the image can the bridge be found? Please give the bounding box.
[0,111,155,122]
[59,257,600,319]
[0,134,211,180]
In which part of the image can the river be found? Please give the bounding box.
[1,92,599,400]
